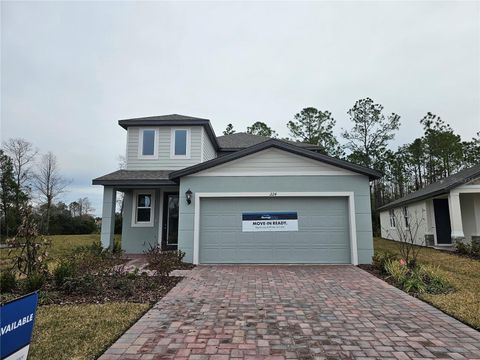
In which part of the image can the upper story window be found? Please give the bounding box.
[171,128,191,159]
[139,129,158,158]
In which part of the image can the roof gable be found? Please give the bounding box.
[192,148,357,176]
[169,139,381,180]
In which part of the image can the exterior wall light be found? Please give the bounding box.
[185,189,193,205]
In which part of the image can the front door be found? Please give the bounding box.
[434,198,452,245]
[162,192,179,250]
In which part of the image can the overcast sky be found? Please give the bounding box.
[1,1,479,215]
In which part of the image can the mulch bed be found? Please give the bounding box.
[1,275,183,306]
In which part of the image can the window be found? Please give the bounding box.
[389,209,396,228]
[132,191,155,227]
[139,129,157,158]
[403,206,409,228]
[171,129,190,158]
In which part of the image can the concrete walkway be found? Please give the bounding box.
[100,266,480,360]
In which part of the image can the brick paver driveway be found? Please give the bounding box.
[101,266,480,360]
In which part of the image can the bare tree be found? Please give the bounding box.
[78,197,94,216]
[2,138,38,206]
[384,207,425,267]
[33,152,70,234]
[118,155,127,170]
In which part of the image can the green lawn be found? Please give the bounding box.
[374,237,480,330]
[30,303,149,360]
[0,234,120,271]
[1,234,153,360]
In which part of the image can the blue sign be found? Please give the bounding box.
[1,292,39,359]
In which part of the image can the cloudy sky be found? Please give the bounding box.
[2,1,479,215]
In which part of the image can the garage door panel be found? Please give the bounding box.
[199,197,351,264]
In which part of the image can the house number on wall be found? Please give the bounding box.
[269,192,277,197]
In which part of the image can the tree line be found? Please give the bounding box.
[0,138,97,237]
[222,98,479,231]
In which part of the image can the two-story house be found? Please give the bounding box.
[93,114,381,265]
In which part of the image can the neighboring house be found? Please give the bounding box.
[379,164,480,247]
[92,114,381,265]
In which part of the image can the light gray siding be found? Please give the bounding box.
[380,201,428,245]
[193,148,356,176]
[178,175,374,264]
[126,126,203,170]
[202,127,216,161]
[121,190,161,253]
[200,197,350,263]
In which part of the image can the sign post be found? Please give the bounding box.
[1,292,39,360]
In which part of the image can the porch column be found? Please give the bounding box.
[448,191,464,243]
[424,199,435,246]
[473,195,480,244]
[100,186,117,250]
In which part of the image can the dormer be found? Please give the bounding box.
[118,114,219,170]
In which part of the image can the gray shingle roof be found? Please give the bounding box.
[378,163,480,211]
[92,170,176,186]
[217,133,318,150]
[117,114,219,150]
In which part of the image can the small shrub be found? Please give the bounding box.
[23,273,46,293]
[61,274,98,295]
[112,240,123,255]
[144,245,186,277]
[0,271,17,293]
[471,242,480,258]
[420,265,453,294]
[384,259,408,284]
[402,267,426,294]
[455,242,480,259]
[455,242,470,255]
[54,260,77,287]
[372,251,398,274]
[111,277,134,297]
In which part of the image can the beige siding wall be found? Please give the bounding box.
[202,127,216,161]
[193,148,357,176]
[126,126,203,170]
[380,200,428,245]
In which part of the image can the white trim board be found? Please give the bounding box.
[192,191,358,265]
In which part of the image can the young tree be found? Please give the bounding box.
[33,152,70,234]
[2,138,37,209]
[246,121,277,138]
[341,98,401,167]
[223,124,236,135]
[0,151,23,237]
[287,107,342,156]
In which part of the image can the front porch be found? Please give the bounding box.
[93,170,183,254]
[425,184,480,246]
[100,186,180,254]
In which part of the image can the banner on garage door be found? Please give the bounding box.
[242,212,298,232]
